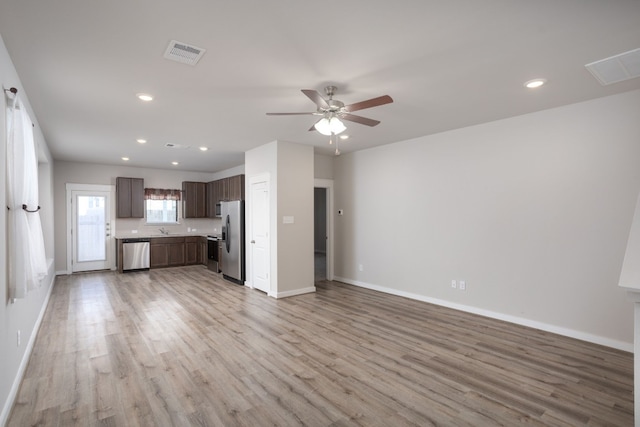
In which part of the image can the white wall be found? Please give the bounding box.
[334,90,640,350]
[53,161,244,272]
[314,153,334,180]
[0,35,56,425]
[276,141,315,294]
[245,141,315,297]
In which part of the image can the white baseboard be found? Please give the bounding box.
[1,266,56,426]
[334,276,633,352]
[274,286,316,299]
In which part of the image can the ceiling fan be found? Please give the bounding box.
[266,85,393,136]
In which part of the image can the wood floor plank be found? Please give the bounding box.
[6,266,634,426]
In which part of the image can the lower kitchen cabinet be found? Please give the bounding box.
[150,237,187,268]
[150,242,169,268]
[185,236,205,265]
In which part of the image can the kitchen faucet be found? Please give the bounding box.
[159,227,170,235]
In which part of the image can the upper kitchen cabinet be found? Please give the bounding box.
[116,177,144,218]
[182,181,207,218]
[227,174,245,201]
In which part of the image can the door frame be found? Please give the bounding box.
[66,183,117,274]
[246,173,271,294]
[314,178,334,281]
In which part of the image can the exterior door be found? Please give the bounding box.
[68,186,114,272]
[250,178,270,293]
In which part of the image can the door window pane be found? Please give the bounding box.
[77,195,106,262]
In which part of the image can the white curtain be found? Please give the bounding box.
[6,95,47,299]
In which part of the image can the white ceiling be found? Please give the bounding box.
[1,1,639,173]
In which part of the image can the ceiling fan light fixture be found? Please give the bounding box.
[314,117,346,136]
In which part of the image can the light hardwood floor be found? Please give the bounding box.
[7,266,633,426]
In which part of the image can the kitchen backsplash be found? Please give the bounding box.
[115,217,222,238]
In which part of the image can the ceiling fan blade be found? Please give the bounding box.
[302,89,329,109]
[266,112,315,115]
[344,95,393,112]
[340,113,380,127]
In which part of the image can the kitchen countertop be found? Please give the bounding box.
[114,233,213,240]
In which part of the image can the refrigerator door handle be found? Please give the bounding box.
[225,214,231,253]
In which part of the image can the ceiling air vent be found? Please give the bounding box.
[163,40,206,66]
[585,48,640,85]
[164,143,191,150]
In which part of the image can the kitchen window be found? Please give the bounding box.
[144,188,181,224]
[146,199,178,224]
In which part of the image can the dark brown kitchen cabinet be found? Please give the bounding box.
[215,179,226,204]
[207,175,245,216]
[182,181,207,218]
[150,241,169,268]
[227,174,245,201]
[150,237,186,268]
[116,177,144,218]
[185,236,203,265]
[206,180,221,218]
[168,241,185,266]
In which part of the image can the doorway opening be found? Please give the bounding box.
[314,179,333,282]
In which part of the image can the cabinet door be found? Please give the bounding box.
[150,244,169,268]
[116,177,144,218]
[201,241,207,265]
[221,178,230,202]
[185,242,197,265]
[218,241,223,272]
[227,175,245,201]
[183,181,206,218]
[215,179,226,204]
[116,177,132,218]
[182,182,196,218]
[185,238,199,265]
[195,182,206,217]
[168,242,185,266]
[130,178,145,218]
[206,181,216,218]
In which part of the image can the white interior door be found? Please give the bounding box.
[250,179,270,293]
[70,188,113,272]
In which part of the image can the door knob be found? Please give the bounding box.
[251,240,255,244]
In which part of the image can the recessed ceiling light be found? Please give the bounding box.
[136,93,153,101]
[171,161,179,165]
[199,146,208,151]
[524,78,547,89]
[122,157,130,161]
[339,135,350,140]
[136,138,147,144]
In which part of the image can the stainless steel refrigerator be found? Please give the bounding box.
[221,200,245,284]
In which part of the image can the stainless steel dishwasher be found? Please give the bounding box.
[122,238,150,272]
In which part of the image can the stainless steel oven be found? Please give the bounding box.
[207,235,219,272]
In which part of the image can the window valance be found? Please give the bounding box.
[144,188,181,201]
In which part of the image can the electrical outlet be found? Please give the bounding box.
[358,264,364,272]
[17,330,20,347]
[451,280,457,289]
[459,280,466,291]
